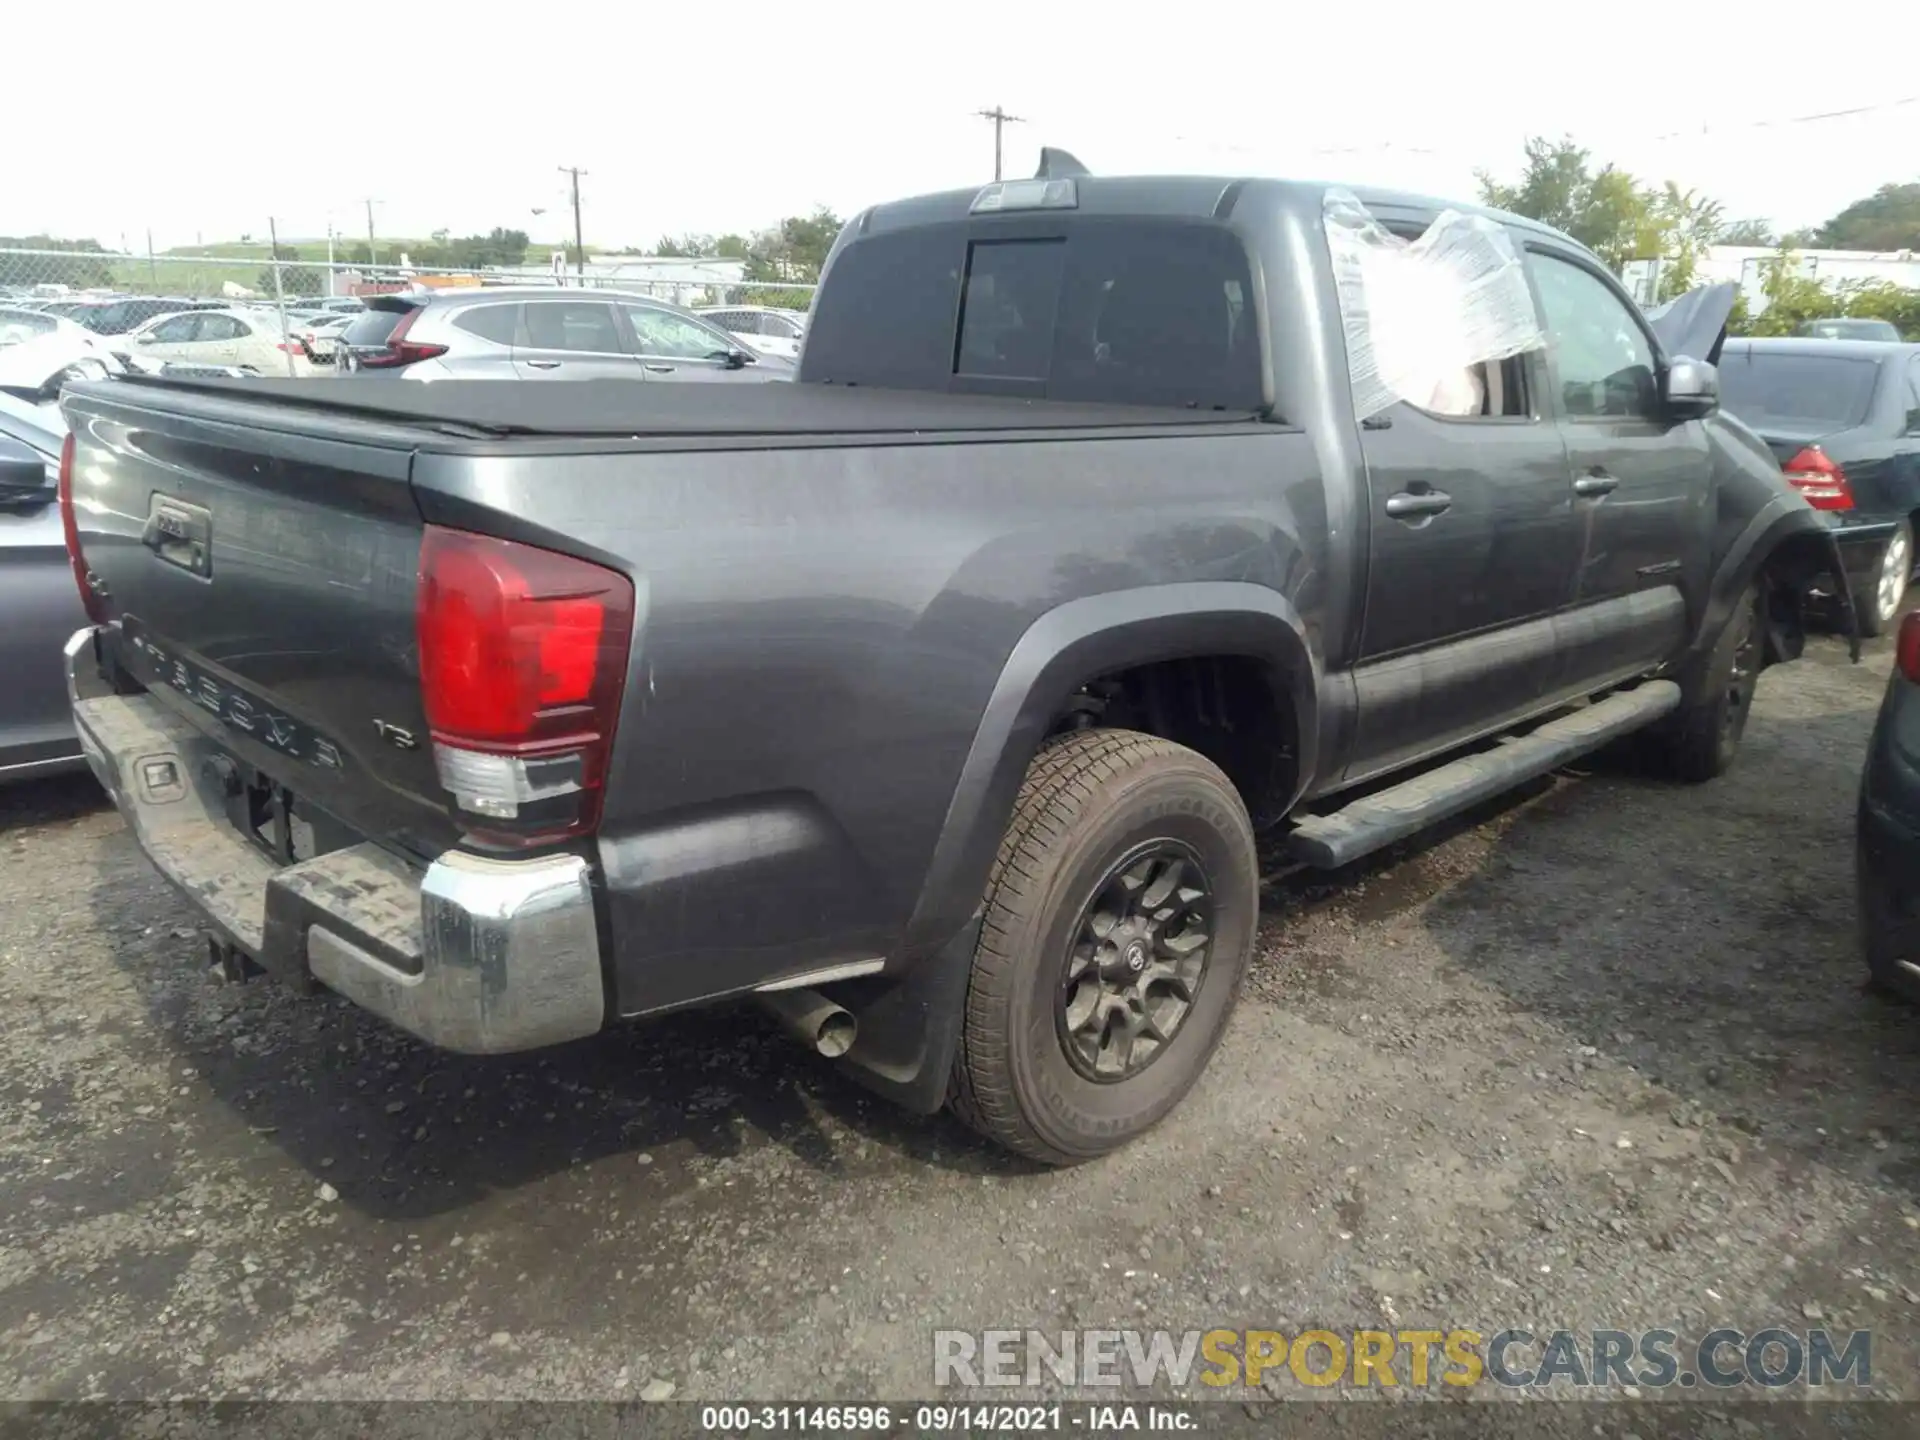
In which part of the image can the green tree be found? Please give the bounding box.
[0,234,114,289]
[1815,183,1920,251]
[1644,183,1726,301]
[1739,247,1845,336]
[1476,138,1657,268]
[1478,138,1734,298]
[1846,280,1920,338]
[654,232,716,257]
[1718,218,1776,246]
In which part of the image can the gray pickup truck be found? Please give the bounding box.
[59,159,1849,1165]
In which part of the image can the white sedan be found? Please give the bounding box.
[0,308,124,396]
[693,305,807,361]
[113,308,316,377]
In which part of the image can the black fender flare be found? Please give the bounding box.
[1682,498,1858,695]
[902,581,1319,958]
[824,584,1318,1117]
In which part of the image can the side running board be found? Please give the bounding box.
[1286,681,1682,870]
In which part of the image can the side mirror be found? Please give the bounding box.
[0,436,55,506]
[1663,355,1719,419]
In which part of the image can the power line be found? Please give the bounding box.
[977,106,1025,182]
[1644,93,1919,142]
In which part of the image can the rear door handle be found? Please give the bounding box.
[643,363,674,374]
[1385,490,1453,520]
[524,359,561,370]
[1573,471,1619,497]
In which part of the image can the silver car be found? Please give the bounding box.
[0,390,87,783]
[335,287,791,382]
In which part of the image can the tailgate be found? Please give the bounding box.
[62,383,458,859]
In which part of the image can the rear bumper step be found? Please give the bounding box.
[1286,681,1682,869]
[68,631,605,1054]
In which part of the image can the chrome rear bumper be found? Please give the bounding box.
[68,629,605,1054]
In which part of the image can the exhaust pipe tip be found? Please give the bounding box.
[812,1009,856,1059]
[757,987,857,1058]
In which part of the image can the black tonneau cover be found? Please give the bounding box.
[105,374,1261,438]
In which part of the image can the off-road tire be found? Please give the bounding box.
[947,728,1258,1166]
[1662,580,1765,784]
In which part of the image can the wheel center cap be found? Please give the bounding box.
[1123,940,1148,973]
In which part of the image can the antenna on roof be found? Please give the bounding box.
[1034,148,1091,180]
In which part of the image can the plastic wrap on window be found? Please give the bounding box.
[1324,187,1546,421]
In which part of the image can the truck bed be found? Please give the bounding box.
[102,374,1264,443]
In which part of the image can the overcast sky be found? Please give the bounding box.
[9,3,1918,254]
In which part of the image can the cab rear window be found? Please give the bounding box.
[803,219,1261,411]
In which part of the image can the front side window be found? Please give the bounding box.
[624,305,734,360]
[1528,252,1659,420]
[148,315,202,344]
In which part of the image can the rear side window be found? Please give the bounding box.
[453,303,520,345]
[523,301,622,353]
[342,306,412,348]
[805,219,1260,410]
[1718,352,1880,428]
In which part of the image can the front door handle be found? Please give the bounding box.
[1385,489,1453,520]
[643,363,674,374]
[1573,471,1620,497]
[524,359,561,370]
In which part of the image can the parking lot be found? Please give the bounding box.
[3,623,1918,1408]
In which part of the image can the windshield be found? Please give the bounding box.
[1798,319,1900,341]
[1717,351,1880,429]
[0,310,58,348]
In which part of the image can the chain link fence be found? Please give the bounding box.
[0,245,816,318]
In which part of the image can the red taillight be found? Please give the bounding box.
[1781,446,1854,511]
[58,432,106,624]
[416,526,634,845]
[356,307,447,369]
[1899,613,1920,686]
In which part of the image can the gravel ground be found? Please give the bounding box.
[3,626,1918,1420]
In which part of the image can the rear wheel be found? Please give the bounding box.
[1661,580,1765,783]
[1860,829,1920,1004]
[1851,519,1913,639]
[948,729,1258,1165]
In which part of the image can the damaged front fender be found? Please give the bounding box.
[1692,479,1861,683]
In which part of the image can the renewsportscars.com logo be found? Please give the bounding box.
[933,1327,1873,1391]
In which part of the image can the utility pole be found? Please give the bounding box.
[976,106,1025,181]
[364,198,379,268]
[146,229,157,289]
[267,216,295,377]
[559,166,587,284]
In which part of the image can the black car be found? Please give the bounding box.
[1859,611,1920,1001]
[1717,338,1920,635]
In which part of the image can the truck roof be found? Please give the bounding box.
[852,173,1576,249]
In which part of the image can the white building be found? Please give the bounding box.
[1626,245,1920,314]
[484,254,750,306]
